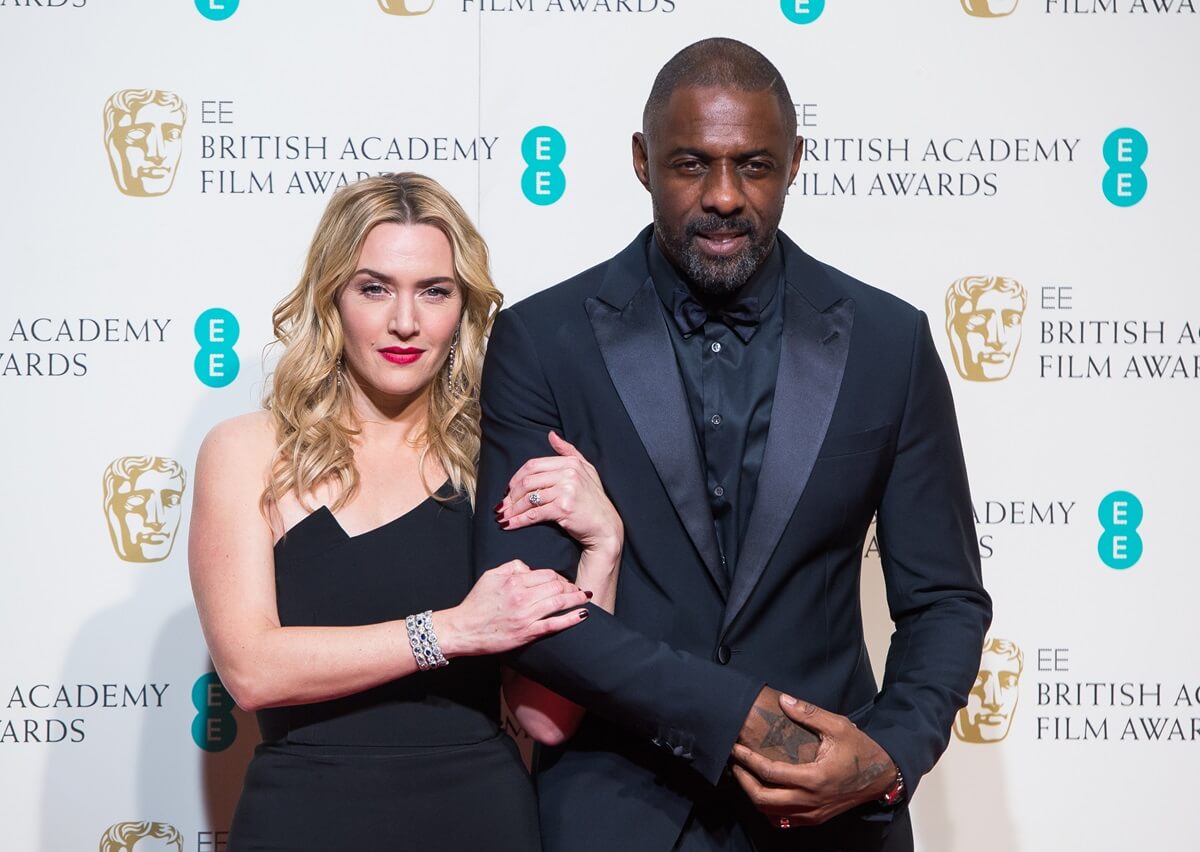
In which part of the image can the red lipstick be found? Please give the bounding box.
[379,346,424,365]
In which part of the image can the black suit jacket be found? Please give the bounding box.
[473,228,991,852]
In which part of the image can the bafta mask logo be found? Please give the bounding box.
[103,457,187,563]
[954,638,1023,744]
[103,89,187,197]
[945,276,1027,382]
[961,0,1018,16]
[98,821,183,852]
[378,0,435,14]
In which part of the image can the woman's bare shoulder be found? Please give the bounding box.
[198,410,277,471]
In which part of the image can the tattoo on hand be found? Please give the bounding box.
[838,756,891,794]
[755,707,820,764]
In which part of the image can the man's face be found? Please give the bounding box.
[112,102,184,196]
[952,287,1024,380]
[109,469,184,562]
[634,86,803,297]
[959,649,1021,742]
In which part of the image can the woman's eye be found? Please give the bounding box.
[424,287,452,299]
[358,282,388,297]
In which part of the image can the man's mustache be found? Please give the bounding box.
[685,216,757,240]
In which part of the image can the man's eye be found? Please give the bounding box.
[676,161,704,173]
[124,495,146,509]
[164,493,182,507]
[965,313,986,329]
[124,129,147,142]
[743,161,772,174]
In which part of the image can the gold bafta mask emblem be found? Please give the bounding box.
[961,0,1019,16]
[103,89,187,197]
[954,638,1023,744]
[378,0,435,14]
[98,821,183,852]
[103,457,187,563]
[945,275,1027,382]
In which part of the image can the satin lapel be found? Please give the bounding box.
[721,285,855,634]
[586,279,728,596]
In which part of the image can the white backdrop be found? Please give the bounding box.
[1,1,1197,849]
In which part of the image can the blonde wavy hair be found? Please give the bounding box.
[262,172,502,513]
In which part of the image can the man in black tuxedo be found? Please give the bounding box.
[474,38,991,852]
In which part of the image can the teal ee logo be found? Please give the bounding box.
[781,0,825,24]
[195,0,239,20]
[1102,128,1147,207]
[1098,490,1143,570]
[194,308,240,387]
[191,672,237,751]
[521,126,566,206]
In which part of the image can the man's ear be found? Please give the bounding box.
[788,136,805,185]
[632,132,652,192]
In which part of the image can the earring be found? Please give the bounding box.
[335,354,344,388]
[445,328,460,393]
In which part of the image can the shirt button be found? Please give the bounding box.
[710,341,722,353]
[710,414,722,426]
[716,645,732,665]
[713,486,725,498]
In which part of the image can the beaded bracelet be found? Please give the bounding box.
[405,610,449,671]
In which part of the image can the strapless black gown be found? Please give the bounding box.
[228,486,541,851]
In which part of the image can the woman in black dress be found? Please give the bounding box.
[188,173,623,851]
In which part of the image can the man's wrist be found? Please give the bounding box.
[877,766,905,807]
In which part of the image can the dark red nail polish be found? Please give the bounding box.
[493,502,503,512]
[578,610,589,619]
[585,590,594,599]
[499,519,511,529]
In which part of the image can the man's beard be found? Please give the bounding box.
[654,206,775,298]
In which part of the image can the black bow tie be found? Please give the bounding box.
[671,288,762,343]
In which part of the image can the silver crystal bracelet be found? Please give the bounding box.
[405,610,449,671]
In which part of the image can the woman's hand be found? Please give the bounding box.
[434,560,591,658]
[496,432,623,562]
[495,434,623,747]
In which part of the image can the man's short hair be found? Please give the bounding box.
[642,38,797,141]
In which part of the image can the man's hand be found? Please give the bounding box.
[732,690,897,827]
[736,686,820,764]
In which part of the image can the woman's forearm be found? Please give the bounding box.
[210,608,465,712]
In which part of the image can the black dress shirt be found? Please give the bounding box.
[648,237,784,580]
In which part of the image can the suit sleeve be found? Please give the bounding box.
[863,311,992,797]
[474,307,763,785]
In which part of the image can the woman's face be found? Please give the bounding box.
[337,222,462,407]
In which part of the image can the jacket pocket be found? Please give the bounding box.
[817,423,894,459]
